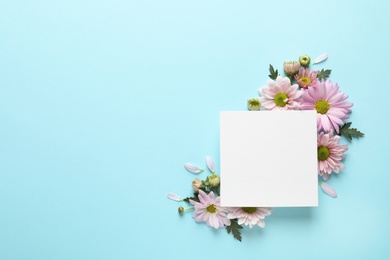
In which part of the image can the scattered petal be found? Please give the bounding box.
[205,156,215,173]
[184,163,204,174]
[320,182,337,198]
[313,54,328,65]
[167,192,182,201]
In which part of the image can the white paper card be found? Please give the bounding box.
[220,111,318,207]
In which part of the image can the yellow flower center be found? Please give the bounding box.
[274,93,288,107]
[315,100,330,114]
[242,207,257,214]
[207,204,217,213]
[300,77,311,85]
[318,146,330,161]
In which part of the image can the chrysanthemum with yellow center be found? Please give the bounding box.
[317,146,330,161]
[242,207,257,214]
[316,132,349,181]
[227,207,272,229]
[301,79,353,133]
[207,204,217,213]
[295,67,319,89]
[189,190,231,229]
[299,77,311,85]
[274,93,288,107]
[258,76,302,111]
[315,100,330,114]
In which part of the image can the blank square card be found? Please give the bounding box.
[220,110,318,207]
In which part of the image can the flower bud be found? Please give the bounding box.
[192,178,202,192]
[178,206,185,214]
[247,98,261,111]
[207,174,220,187]
[283,61,300,76]
[299,54,311,67]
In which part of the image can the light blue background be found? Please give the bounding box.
[1,0,389,259]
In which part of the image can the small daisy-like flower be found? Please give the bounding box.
[258,76,302,110]
[317,131,348,181]
[189,190,230,229]
[227,207,272,228]
[301,80,353,133]
[295,67,319,89]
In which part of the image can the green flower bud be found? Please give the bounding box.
[299,54,311,67]
[207,174,220,187]
[247,98,261,111]
[178,206,185,214]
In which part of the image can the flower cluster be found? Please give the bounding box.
[168,156,272,242]
[169,54,364,242]
[252,54,364,182]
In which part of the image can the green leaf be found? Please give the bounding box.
[317,69,331,80]
[268,64,278,80]
[226,218,243,242]
[183,192,199,203]
[339,122,365,141]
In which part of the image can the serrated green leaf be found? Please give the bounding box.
[226,218,243,242]
[182,197,197,203]
[183,192,199,203]
[340,122,352,130]
[268,64,278,80]
[317,69,331,80]
[339,122,365,141]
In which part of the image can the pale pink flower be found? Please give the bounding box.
[258,76,302,110]
[294,67,319,89]
[189,190,230,229]
[227,207,272,228]
[301,80,353,133]
[317,131,348,181]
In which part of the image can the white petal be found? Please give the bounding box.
[167,192,182,201]
[205,156,215,173]
[320,182,337,198]
[184,163,204,174]
[313,54,328,65]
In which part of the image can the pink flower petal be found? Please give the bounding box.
[313,54,328,65]
[184,163,204,174]
[167,192,182,201]
[320,182,337,198]
[205,156,215,173]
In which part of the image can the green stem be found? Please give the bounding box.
[289,75,294,84]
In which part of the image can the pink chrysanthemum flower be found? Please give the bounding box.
[294,67,319,89]
[301,80,353,133]
[317,131,348,181]
[258,76,302,110]
[189,190,230,229]
[227,207,272,228]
